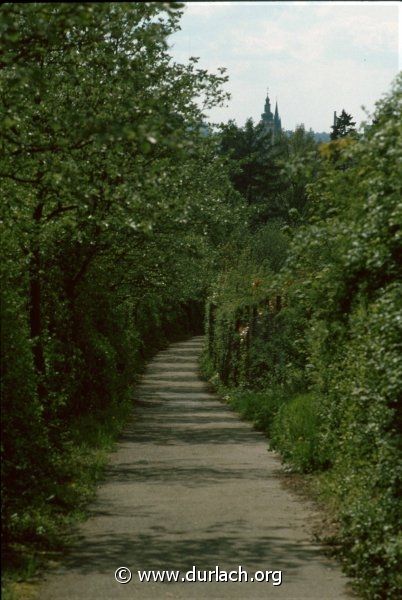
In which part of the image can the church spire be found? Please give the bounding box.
[262,90,273,122]
[274,100,282,136]
[260,88,281,140]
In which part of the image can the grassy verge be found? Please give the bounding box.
[202,353,326,473]
[1,391,136,600]
[200,352,343,553]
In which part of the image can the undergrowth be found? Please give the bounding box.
[1,391,135,597]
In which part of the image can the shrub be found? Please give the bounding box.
[271,393,326,472]
[226,386,287,434]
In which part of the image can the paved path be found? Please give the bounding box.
[40,337,351,599]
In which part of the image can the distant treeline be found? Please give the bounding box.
[284,129,330,143]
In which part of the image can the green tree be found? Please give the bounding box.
[1,2,238,554]
[279,125,319,223]
[218,118,289,226]
[330,109,356,139]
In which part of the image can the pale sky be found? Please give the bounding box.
[169,1,401,132]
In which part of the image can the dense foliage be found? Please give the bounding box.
[205,76,402,599]
[218,119,318,226]
[0,2,241,560]
[2,5,401,599]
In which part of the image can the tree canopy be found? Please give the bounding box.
[1,1,240,554]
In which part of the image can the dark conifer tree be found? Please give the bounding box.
[330,109,356,140]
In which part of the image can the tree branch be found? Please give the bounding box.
[0,172,39,184]
[44,204,79,222]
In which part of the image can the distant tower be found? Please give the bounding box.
[260,89,282,139]
[274,101,282,138]
[261,90,274,132]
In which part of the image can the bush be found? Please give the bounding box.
[331,284,402,599]
[271,393,327,472]
[226,386,287,434]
